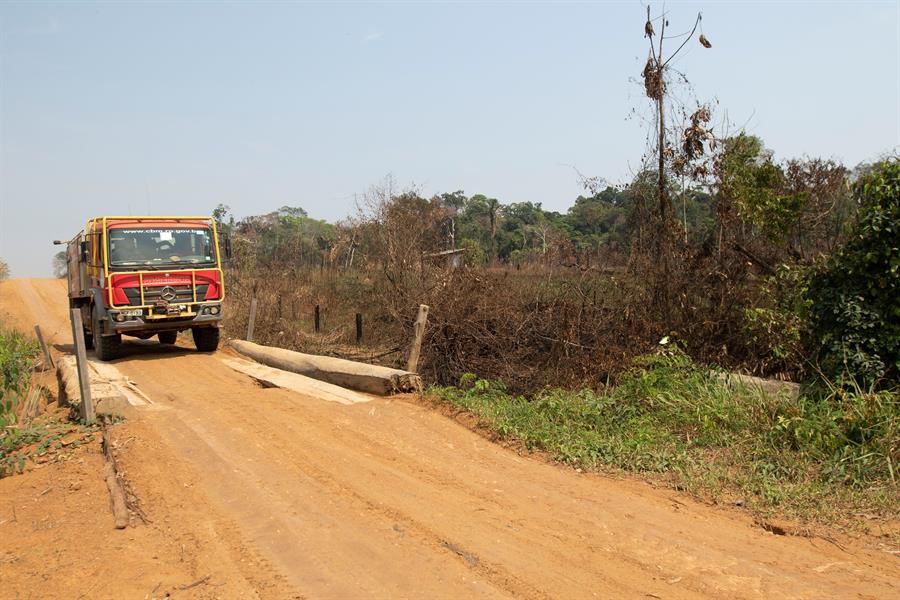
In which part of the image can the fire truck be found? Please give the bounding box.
[56,216,228,361]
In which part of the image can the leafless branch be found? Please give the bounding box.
[663,13,702,68]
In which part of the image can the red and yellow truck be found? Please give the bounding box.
[56,216,228,361]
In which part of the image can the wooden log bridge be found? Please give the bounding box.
[228,340,422,395]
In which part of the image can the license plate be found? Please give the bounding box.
[122,309,143,317]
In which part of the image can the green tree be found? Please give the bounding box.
[236,205,335,268]
[460,238,485,267]
[717,135,855,263]
[498,201,542,260]
[52,251,67,278]
[436,191,468,249]
[807,159,900,386]
[486,197,500,262]
[212,203,234,235]
[565,186,632,254]
[458,194,500,261]
[718,134,792,235]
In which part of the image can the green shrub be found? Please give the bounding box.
[1,326,40,476]
[807,159,900,387]
[743,264,814,376]
[1,326,38,426]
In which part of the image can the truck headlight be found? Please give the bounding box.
[112,312,126,322]
[209,305,220,315]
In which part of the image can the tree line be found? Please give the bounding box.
[214,131,864,280]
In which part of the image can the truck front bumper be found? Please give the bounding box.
[105,303,223,334]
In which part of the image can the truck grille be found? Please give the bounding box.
[123,284,208,306]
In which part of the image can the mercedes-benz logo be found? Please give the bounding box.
[160,286,177,302]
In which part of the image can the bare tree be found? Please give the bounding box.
[487,197,500,264]
[640,5,711,319]
[354,176,451,321]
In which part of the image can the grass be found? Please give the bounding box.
[429,346,899,525]
[0,323,100,477]
[1,324,41,476]
[1,324,38,422]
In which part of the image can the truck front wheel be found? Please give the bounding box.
[192,327,219,352]
[92,308,121,361]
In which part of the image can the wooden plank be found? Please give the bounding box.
[247,297,258,342]
[33,324,54,369]
[69,309,95,423]
[219,357,372,405]
[406,304,429,373]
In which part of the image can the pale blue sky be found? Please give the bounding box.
[1,1,898,277]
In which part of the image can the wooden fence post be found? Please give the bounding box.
[314,305,320,333]
[34,324,54,370]
[356,313,363,345]
[247,297,258,342]
[406,304,429,373]
[69,309,95,424]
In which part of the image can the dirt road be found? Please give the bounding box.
[1,278,897,599]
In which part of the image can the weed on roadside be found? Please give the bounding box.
[1,325,39,475]
[0,324,97,477]
[430,347,899,525]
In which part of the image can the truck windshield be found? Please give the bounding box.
[108,228,216,269]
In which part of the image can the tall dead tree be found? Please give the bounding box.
[641,6,710,321]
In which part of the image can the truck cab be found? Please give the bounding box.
[63,216,227,361]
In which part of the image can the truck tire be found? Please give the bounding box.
[92,308,121,361]
[79,307,93,349]
[158,331,178,345]
[192,327,219,352]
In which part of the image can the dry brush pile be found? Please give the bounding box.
[218,234,807,395]
[217,150,895,396]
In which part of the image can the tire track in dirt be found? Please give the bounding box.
[212,396,653,598]
[184,402,553,600]
[127,355,517,599]
[106,419,301,599]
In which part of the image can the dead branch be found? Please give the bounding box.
[101,422,149,525]
[177,575,211,591]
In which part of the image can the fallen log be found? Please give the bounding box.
[101,424,129,529]
[714,371,800,401]
[228,340,422,395]
[57,356,135,418]
[103,462,129,529]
